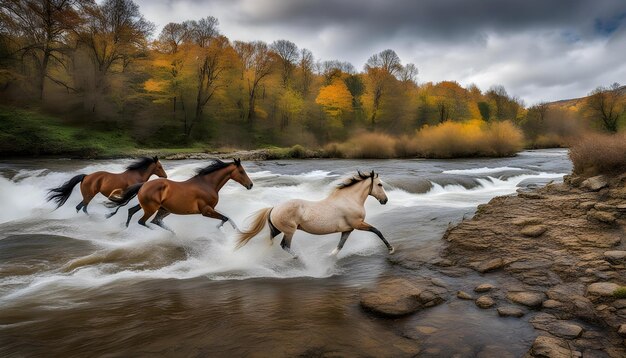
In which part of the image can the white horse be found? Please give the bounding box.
[236,171,394,257]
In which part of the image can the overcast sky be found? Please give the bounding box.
[135,0,626,104]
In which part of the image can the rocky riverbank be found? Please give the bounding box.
[359,173,626,357]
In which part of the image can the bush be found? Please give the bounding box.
[414,120,524,158]
[569,133,626,176]
[323,132,397,159]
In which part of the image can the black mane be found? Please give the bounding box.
[194,159,238,177]
[126,156,158,171]
[337,171,376,189]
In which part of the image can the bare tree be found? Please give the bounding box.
[587,83,624,133]
[398,63,418,84]
[0,0,83,99]
[366,49,402,76]
[299,48,314,95]
[158,22,187,54]
[271,39,298,87]
[188,16,218,48]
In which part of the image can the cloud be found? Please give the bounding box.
[135,0,626,104]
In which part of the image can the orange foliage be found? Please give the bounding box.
[315,79,353,117]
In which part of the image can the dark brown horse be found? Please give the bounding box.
[47,157,167,214]
[107,159,253,231]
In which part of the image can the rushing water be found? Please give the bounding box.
[0,150,571,357]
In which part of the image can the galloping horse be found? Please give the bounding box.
[47,156,167,214]
[236,171,394,257]
[107,159,253,231]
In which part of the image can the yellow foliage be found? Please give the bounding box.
[144,79,168,92]
[315,79,353,117]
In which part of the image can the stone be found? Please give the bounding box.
[619,324,626,337]
[542,299,563,309]
[430,278,448,288]
[613,299,626,309]
[359,278,446,317]
[586,282,620,297]
[457,291,473,300]
[474,283,495,293]
[528,335,573,358]
[497,306,525,317]
[415,325,438,335]
[581,175,608,191]
[547,321,583,339]
[507,291,546,307]
[587,210,616,224]
[521,225,547,237]
[594,203,616,211]
[474,258,505,273]
[604,251,626,263]
[476,295,495,309]
[579,201,598,210]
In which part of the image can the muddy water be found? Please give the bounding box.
[0,150,571,357]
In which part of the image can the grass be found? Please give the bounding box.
[569,133,626,176]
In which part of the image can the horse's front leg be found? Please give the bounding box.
[330,230,353,256]
[354,221,394,254]
[280,233,298,259]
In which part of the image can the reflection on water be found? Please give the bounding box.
[0,150,571,356]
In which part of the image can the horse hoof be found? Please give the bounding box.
[388,247,395,255]
[329,248,339,256]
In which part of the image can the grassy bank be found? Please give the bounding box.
[0,106,539,160]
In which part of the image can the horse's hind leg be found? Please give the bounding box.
[151,208,174,233]
[126,204,142,227]
[75,202,84,213]
[280,233,298,259]
[138,202,159,228]
[331,230,353,256]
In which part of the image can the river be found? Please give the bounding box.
[0,150,572,357]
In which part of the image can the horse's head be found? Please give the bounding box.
[230,158,253,190]
[369,171,388,205]
[151,157,168,178]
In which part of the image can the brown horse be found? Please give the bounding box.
[47,157,167,214]
[107,159,253,231]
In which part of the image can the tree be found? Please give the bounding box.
[187,16,218,48]
[299,48,314,95]
[587,83,624,132]
[158,22,187,54]
[234,41,272,121]
[271,39,298,88]
[0,0,83,99]
[316,78,353,118]
[364,49,403,124]
[76,0,154,110]
[398,63,418,84]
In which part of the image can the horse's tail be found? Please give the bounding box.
[236,207,272,249]
[47,174,86,209]
[104,183,144,218]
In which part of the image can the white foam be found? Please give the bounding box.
[442,166,524,175]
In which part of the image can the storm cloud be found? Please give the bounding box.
[136,0,626,103]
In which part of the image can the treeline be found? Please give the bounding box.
[0,0,624,151]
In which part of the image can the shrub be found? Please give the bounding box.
[569,133,626,176]
[323,132,396,159]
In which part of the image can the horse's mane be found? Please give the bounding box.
[126,156,158,171]
[336,171,376,190]
[194,159,239,177]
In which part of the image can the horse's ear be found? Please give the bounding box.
[370,170,375,178]
[234,158,241,166]
[153,156,158,162]
[357,170,363,178]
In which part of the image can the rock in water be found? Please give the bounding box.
[359,278,446,317]
[474,283,495,293]
[527,335,573,358]
[457,291,473,300]
[497,306,525,317]
[507,291,546,307]
[476,295,495,308]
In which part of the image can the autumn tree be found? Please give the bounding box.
[299,48,314,95]
[364,49,402,124]
[76,0,154,111]
[316,78,353,118]
[485,85,523,121]
[234,41,272,122]
[271,39,298,88]
[0,0,83,99]
[586,83,624,132]
[187,16,218,48]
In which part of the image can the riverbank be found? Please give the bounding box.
[373,172,626,357]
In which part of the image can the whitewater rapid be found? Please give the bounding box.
[0,152,570,304]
